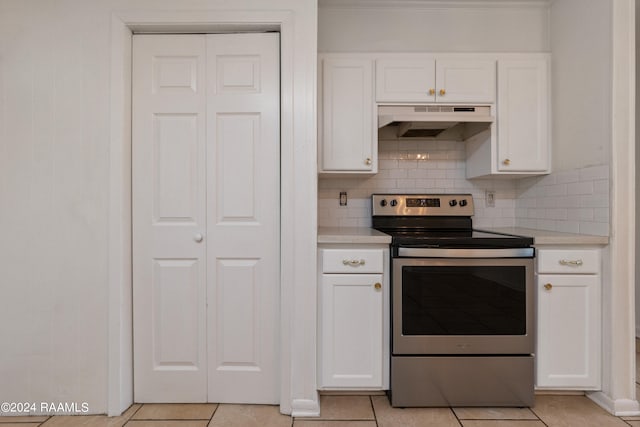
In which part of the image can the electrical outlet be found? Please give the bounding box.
[339,191,347,206]
[486,190,496,208]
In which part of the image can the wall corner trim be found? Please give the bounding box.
[290,397,321,417]
[588,391,640,416]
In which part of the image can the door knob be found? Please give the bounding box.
[544,283,553,290]
[439,89,446,96]
[428,88,435,96]
[374,282,382,290]
[194,233,204,243]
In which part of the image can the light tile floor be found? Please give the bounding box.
[1,393,640,427]
[4,339,640,427]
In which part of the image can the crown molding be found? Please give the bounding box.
[319,0,551,9]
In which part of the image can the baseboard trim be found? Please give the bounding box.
[290,398,320,417]
[587,391,640,416]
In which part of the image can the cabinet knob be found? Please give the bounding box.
[503,158,511,166]
[439,89,446,96]
[365,157,372,166]
[374,282,382,290]
[544,283,553,290]
[194,233,204,243]
[428,88,435,96]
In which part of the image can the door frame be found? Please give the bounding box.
[108,8,318,417]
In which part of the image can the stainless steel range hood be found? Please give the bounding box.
[378,105,494,140]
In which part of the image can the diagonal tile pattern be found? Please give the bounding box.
[1,394,640,427]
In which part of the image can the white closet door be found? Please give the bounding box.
[133,32,280,404]
[206,33,280,404]
[132,35,208,402]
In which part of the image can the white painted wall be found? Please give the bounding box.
[547,0,637,415]
[0,0,111,411]
[549,0,612,171]
[635,0,640,338]
[0,0,318,415]
[318,1,550,53]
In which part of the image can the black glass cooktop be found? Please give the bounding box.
[377,229,534,249]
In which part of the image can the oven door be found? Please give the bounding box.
[392,255,534,355]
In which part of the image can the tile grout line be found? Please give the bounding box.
[450,407,464,427]
[529,406,550,427]
[209,403,219,423]
[368,395,379,427]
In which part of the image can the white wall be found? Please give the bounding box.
[548,0,637,415]
[318,1,550,52]
[0,0,111,411]
[635,0,640,338]
[549,0,612,171]
[0,0,318,415]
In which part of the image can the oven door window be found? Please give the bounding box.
[402,266,526,335]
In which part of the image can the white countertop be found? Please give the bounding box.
[318,227,392,244]
[480,227,609,246]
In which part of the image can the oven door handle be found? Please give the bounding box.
[397,247,535,258]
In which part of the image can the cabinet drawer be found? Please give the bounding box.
[537,249,600,274]
[322,249,384,273]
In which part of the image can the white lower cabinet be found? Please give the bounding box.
[536,247,601,390]
[318,247,389,389]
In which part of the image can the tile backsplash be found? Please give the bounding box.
[318,139,518,228]
[515,164,610,236]
[318,139,610,236]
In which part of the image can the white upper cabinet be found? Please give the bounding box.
[319,57,377,173]
[319,53,550,177]
[466,55,550,178]
[496,58,550,173]
[436,59,496,103]
[376,58,495,103]
[376,59,436,102]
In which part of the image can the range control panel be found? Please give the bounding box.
[372,194,474,216]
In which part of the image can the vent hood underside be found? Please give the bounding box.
[378,105,494,140]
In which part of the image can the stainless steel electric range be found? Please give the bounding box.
[372,194,535,408]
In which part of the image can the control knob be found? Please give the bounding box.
[449,199,457,207]
[380,199,387,207]
[390,199,398,207]
[459,199,468,207]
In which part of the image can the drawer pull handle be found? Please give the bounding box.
[343,259,365,267]
[559,259,583,267]
[544,283,553,290]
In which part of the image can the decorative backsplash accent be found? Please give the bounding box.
[319,139,610,237]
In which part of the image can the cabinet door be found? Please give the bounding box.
[435,59,496,103]
[376,58,436,102]
[320,58,375,172]
[497,59,550,172]
[536,274,601,389]
[320,274,383,388]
